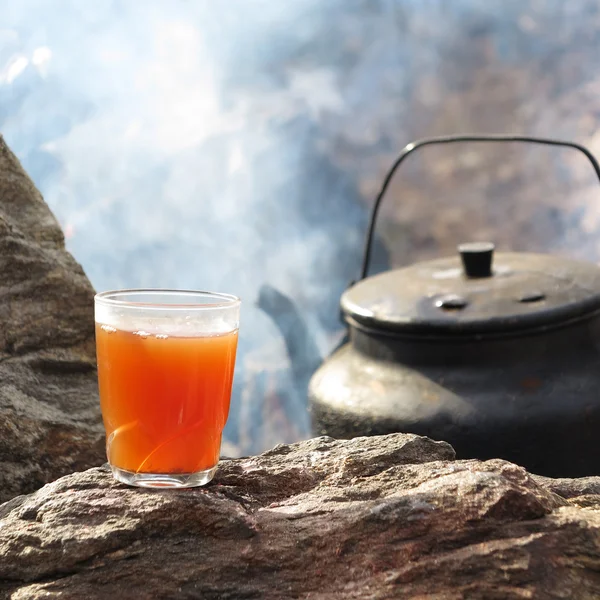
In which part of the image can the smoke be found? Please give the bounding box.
[0,0,396,455]
[4,0,594,456]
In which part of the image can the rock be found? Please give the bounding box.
[0,135,105,502]
[532,474,600,499]
[532,474,600,511]
[2,433,600,599]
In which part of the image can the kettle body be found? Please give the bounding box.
[310,315,600,477]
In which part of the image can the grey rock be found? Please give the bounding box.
[0,135,105,503]
[532,474,600,511]
[2,433,600,599]
[532,474,600,499]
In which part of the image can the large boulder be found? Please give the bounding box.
[0,135,104,502]
[2,432,600,599]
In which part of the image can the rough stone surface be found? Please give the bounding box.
[0,135,105,502]
[1,433,600,599]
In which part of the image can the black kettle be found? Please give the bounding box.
[309,134,600,478]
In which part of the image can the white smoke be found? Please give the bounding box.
[0,0,389,455]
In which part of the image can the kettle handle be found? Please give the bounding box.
[359,134,600,281]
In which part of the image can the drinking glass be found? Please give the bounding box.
[94,289,240,488]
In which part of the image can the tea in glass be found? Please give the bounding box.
[94,289,240,488]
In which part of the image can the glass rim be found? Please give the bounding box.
[94,288,241,310]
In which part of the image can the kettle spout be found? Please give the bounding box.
[256,284,323,398]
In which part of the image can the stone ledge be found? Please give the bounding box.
[2,433,600,599]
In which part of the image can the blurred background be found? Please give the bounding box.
[2,0,600,456]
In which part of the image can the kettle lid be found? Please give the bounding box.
[342,243,600,338]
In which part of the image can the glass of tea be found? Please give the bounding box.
[94,289,240,488]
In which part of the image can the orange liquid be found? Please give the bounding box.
[95,324,238,474]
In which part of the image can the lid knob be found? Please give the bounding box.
[458,242,495,278]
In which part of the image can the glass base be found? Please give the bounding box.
[110,464,218,488]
